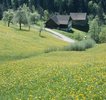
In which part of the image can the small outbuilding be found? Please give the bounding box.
[45,13,89,32]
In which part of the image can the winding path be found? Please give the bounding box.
[45,28,75,43]
[32,25,75,43]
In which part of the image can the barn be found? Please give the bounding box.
[45,13,89,32]
[45,15,71,30]
[70,13,89,31]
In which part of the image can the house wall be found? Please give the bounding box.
[72,20,89,32]
[59,25,68,28]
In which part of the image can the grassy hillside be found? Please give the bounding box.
[0,22,106,99]
[0,22,67,62]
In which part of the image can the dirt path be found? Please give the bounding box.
[45,28,75,43]
[32,25,75,43]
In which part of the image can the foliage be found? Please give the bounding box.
[64,42,86,51]
[0,0,106,18]
[14,7,28,30]
[44,39,96,53]
[13,4,32,30]
[2,9,14,27]
[30,11,40,24]
[83,39,96,49]
[64,39,96,51]
[43,10,49,21]
[88,16,101,43]
[99,28,106,43]
[71,32,85,41]
[44,47,59,53]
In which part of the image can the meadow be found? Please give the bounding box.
[0,22,106,100]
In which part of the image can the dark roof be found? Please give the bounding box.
[51,15,70,25]
[70,13,87,20]
[48,13,87,25]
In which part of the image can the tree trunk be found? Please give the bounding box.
[28,25,30,31]
[8,21,10,27]
[19,21,21,30]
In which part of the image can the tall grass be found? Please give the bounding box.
[45,39,96,53]
[63,39,96,51]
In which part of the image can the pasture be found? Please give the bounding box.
[0,22,106,99]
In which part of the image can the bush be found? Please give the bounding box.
[45,39,96,53]
[88,16,101,43]
[99,29,106,43]
[44,47,60,53]
[63,39,96,51]
[71,32,85,41]
[64,42,86,51]
[83,39,96,49]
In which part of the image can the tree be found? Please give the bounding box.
[2,9,14,27]
[39,21,44,37]
[43,10,49,21]
[54,0,64,13]
[96,1,104,24]
[14,7,28,30]
[30,11,40,24]
[88,16,101,43]
[0,4,3,20]
[22,4,31,30]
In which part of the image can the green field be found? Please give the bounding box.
[53,28,87,41]
[0,22,106,100]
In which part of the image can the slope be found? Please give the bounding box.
[0,22,106,99]
[0,22,67,62]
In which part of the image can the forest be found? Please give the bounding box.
[0,0,106,19]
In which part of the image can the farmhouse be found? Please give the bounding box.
[70,13,89,31]
[45,15,71,30]
[45,13,89,31]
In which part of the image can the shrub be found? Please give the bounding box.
[64,42,86,51]
[63,39,96,51]
[71,32,85,41]
[88,16,101,43]
[44,47,60,53]
[83,39,96,49]
[99,29,106,43]
[45,39,96,53]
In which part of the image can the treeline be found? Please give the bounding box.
[0,0,106,19]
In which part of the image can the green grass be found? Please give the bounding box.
[0,22,106,99]
[0,21,67,62]
[54,28,87,41]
